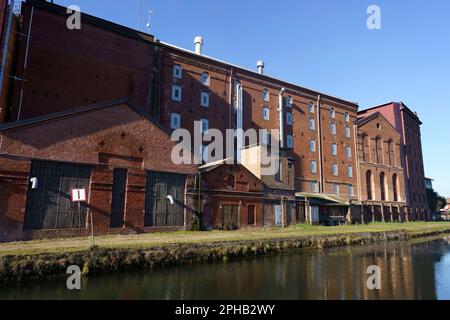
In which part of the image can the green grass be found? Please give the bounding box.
[1,222,450,257]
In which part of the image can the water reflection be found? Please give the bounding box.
[1,237,450,300]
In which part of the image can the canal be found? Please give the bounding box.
[1,236,450,300]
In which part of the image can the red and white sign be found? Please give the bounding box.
[71,189,87,202]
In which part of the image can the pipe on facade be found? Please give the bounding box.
[316,94,324,193]
[279,87,286,149]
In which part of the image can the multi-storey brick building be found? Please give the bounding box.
[0,0,430,241]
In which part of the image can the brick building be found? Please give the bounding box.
[0,1,431,241]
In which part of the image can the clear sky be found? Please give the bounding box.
[54,0,450,196]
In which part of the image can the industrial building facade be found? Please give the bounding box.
[0,0,429,241]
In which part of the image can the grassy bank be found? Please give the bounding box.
[1,222,450,283]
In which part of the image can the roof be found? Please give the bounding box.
[356,111,400,135]
[359,101,422,125]
[0,98,172,135]
[296,193,350,207]
[199,158,235,172]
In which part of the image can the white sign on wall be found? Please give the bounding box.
[71,189,87,203]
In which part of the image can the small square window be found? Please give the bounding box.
[286,113,293,126]
[201,92,210,107]
[172,85,182,102]
[263,107,270,121]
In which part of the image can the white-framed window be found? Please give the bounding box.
[344,112,350,123]
[173,64,183,79]
[330,122,337,135]
[330,107,336,119]
[346,147,352,159]
[261,129,270,145]
[308,102,315,113]
[170,113,181,129]
[348,184,355,197]
[309,118,315,130]
[172,85,182,102]
[286,96,293,108]
[332,143,338,156]
[262,88,270,102]
[333,183,340,195]
[287,135,294,149]
[263,107,270,121]
[200,118,209,134]
[310,160,317,174]
[311,181,319,193]
[332,163,339,176]
[201,72,210,86]
[201,92,210,107]
[286,113,293,126]
[347,165,353,178]
[310,139,316,153]
[345,126,351,139]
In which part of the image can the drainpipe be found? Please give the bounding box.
[317,95,324,193]
[0,0,14,122]
[278,88,286,148]
[354,123,362,200]
[17,5,34,121]
[228,68,233,129]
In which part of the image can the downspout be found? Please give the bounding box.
[317,95,324,193]
[354,123,362,201]
[0,0,14,116]
[17,5,34,121]
[196,171,202,231]
[228,67,233,129]
[278,87,286,148]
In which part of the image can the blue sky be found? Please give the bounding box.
[55,0,450,196]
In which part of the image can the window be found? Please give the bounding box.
[330,122,337,135]
[261,130,270,145]
[329,107,336,119]
[308,102,315,113]
[310,160,317,174]
[262,88,270,102]
[380,172,387,201]
[173,64,182,79]
[310,140,316,152]
[375,137,382,164]
[309,118,315,130]
[227,175,236,190]
[263,107,270,121]
[201,92,210,107]
[333,183,340,195]
[332,163,339,176]
[110,168,128,229]
[275,160,282,182]
[248,205,256,225]
[346,147,352,159]
[201,72,210,86]
[332,143,338,156]
[311,181,319,193]
[286,113,293,126]
[344,112,350,123]
[287,135,294,149]
[347,165,353,178]
[172,85,182,102]
[345,126,351,139]
[170,113,181,129]
[348,185,355,197]
[366,170,373,200]
[200,118,209,134]
[144,172,186,227]
[393,174,399,202]
[24,160,92,230]
[387,140,394,166]
[362,134,369,162]
[286,96,293,108]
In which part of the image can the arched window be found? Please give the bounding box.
[393,174,399,202]
[262,88,270,102]
[329,107,336,119]
[375,137,382,164]
[227,175,235,190]
[380,172,386,201]
[387,139,394,166]
[362,134,369,162]
[366,170,373,200]
[201,72,210,86]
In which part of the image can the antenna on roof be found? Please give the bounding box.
[146,10,153,33]
[137,0,143,31]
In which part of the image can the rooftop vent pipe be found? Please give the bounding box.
[194,36,203,55]
[257,60,265,74]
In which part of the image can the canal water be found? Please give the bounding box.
[1,236,450,300]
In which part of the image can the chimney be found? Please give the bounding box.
[257,61,265,74]
[194,36,203,55]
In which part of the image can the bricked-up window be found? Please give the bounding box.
[286,112,293,126]
[366,170,373,200]
[24,160,92,230]
[262,88,270,102]
[144,172,186,227]
[309,118,315,130]
[170,113,181,129]
[263,107,270,121]
[173,64,183,79]
[201,92,210,107]
[393,174,399,202]
[110,169,127,229]
[172,85,182,102]
[380,172,386,201]
[201,72,210,86]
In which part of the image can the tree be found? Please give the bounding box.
[427,189,446,212]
